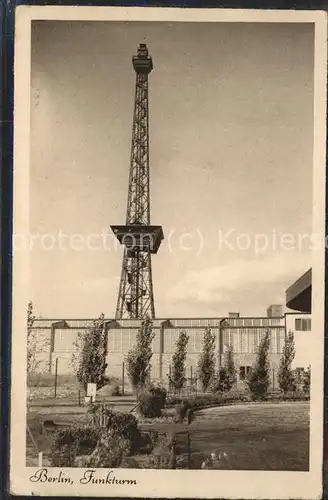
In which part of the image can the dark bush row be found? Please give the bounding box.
[269,391,310,402]
[167,391,250,409]
[167,390,310,413]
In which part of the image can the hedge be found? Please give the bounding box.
[166,391,310,412]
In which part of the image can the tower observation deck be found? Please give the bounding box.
[111,44,164,319]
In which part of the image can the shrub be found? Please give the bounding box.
[137,430,160,453]
[149,384,167,406]
[51,426,99,466]
[171,391,253,415]
[78,430,131,468]
[87,404,142,451]
[270,391,310,402]
[138,385,167,418]
[52,406,146,466]
[109,383,121,396]
[144,433,178,469]
[175,400,189,422]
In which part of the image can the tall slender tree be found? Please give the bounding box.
[169,331,189,393]
[197,328,216,392]
[27,301,36,374]
[126,317,154,392]
[27,301,49,376]
[215,345,236,392]
[278,330,296,393]
[246,330,271,400]
[77,313,108,391]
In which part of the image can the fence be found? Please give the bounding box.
[28,356,287,406]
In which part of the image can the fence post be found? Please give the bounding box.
[187,432,191,469]
[54,357,58,398]
[122,362,125,396]
[272,368,275,391]
[190,366,193,392]
[169,365,171,393]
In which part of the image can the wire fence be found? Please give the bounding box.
[28,357,308,406]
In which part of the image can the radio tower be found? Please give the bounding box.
[111,44,164,319]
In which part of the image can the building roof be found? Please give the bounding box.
[286,268,312,313]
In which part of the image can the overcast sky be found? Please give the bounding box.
[29,20,314,319]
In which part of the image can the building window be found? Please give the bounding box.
[239,366,252,381]
[295,318,311,331]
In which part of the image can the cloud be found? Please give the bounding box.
[167,250,310,304]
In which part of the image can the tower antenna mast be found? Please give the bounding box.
[111,44,164,319]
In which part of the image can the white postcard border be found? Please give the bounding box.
[10,6,327,498]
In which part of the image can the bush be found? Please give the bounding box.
[77,430,131,468]
[109,383,121,396]
[174,400,189,422]
[144,433,178,469]
[149,385,167,407]
[87,404,142,451]
[51,426,99,466]
[169,391,253,415]
[167,390,307,415]
[270,391,310,402]
[137,385,166,419]
[52,405,147,466]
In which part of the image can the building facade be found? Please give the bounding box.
[32,305,311,390]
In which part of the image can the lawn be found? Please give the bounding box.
[141,402,309,470]
[26,401,309,470]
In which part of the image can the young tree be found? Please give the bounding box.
[246,330,271,400]
[77,313,108,392]
[278,330,296,393]
[126,317,154,392]
[169,331,189,393]
[27,301,36,374]
[215,346,236,392]
[70,329,85,373]
[27,301,49,376]
[197,328,216,392]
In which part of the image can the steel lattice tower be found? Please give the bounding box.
[111,44,164,319]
